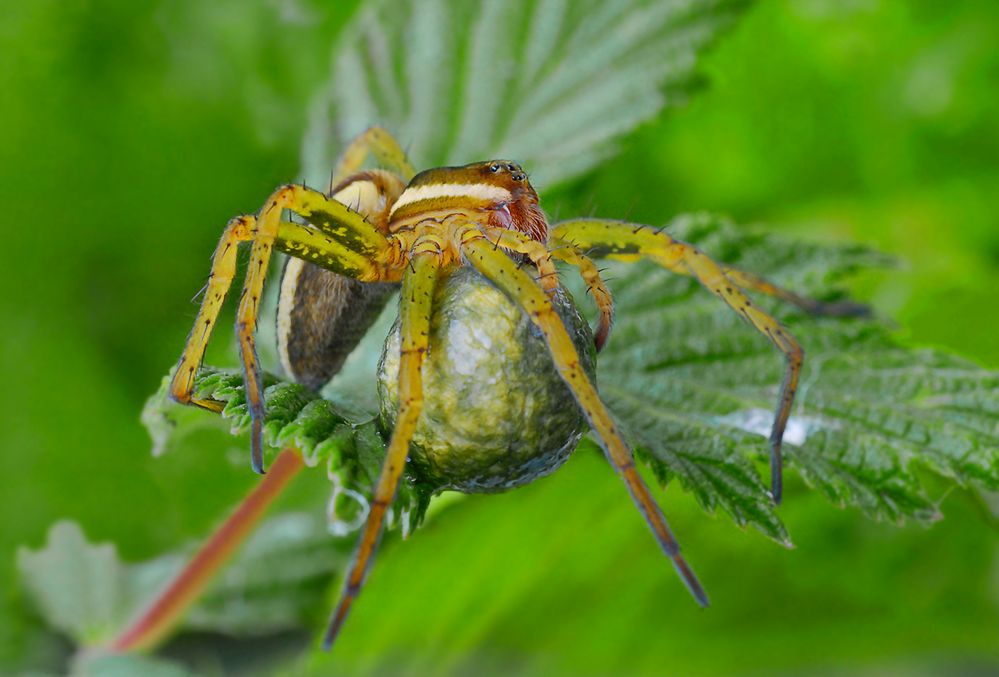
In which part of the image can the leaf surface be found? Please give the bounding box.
[18,514,345,646]
[302,0,749,190]
[592,215,997,540]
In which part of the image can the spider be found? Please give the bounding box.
[169,126,865,649]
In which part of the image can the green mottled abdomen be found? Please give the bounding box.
[377,265,596,493]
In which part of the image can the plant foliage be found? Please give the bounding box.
[592,215,998,542]
[18,514,346,646]
[303,0,749,190]
[146,215,999,545]
[15,0,999,670]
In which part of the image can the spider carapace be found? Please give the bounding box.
[169,127,866,649]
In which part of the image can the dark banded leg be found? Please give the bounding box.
[238,185,396,473]
[323,246,440,649]
[171,216,255,412]
[461,232,708,608]
[550,219,824,504]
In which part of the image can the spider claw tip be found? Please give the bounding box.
[250,420,266,474]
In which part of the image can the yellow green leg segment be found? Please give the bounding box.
[171,185,394,473]
[170,215,256,413]
[334,126,417,185]
[550,219,818,504]
[461,233,708,607]
[550,246,614,351]
[481,227,561,295]
[720,267,870,317]
[323,246,441,648]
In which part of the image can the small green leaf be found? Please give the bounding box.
[303,0,750,190]
[72,653,194,677]
[143,367,429,533]
[16,522,130,646]
[18,515,346,645]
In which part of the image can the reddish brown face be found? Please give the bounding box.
[389,161,549,241]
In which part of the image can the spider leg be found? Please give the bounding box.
[550,219,818,504]
[170,183,395,473]
[461,233,708,607]
[549,246,614,351]
[719,267,870,317]
[171,215,255,413]
[334,126,417,184]
[552,222,869,319]
[323,245,440,649]
[238,184,401,472]
[489,229,614,350]
[171,212,388,433]
[479,227,561,295]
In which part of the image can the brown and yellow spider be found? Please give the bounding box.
[170,126,864,649]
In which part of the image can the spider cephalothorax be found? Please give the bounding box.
[169,126,866,650]
[395,160,548,241]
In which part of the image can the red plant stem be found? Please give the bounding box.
[109,448,305,653]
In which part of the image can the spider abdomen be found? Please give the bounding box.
[377,266,596,493]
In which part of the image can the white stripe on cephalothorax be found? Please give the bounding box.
[389,182,510,216]
[276,256,306,383]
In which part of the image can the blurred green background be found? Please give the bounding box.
[2,0,997,674]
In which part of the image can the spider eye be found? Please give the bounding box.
[506,163,517,172]
[488,164,501,173]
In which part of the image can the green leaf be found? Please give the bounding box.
[146,216,999,549]
[16,522,132,646]
[302,0,749,190]
[18,514,346,646]
[592,214,998,540]
[72,653,195,677]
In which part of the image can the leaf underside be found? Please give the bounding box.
[144,369,429,536]
[17,514,347,649]
[303,0,749,191]
[595,215,998,543]
[146,214,998,545]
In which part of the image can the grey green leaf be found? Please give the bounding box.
[302,0,749,190]
[593,214,997,540]
[19,514,346,646]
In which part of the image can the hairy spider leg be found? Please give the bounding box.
[549,246,615,351]
[167,182,393,478]
[479,226,561,295]
[238,185,399,472]
[282,130,410,389]
[550,219,809,504]
[170,210,394,422]
[171,215,256,413]
[719,268,870,317]
[334,126,417,185]
[323,244,441,649]
[461,233,709,607]
[479,228,615,349]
